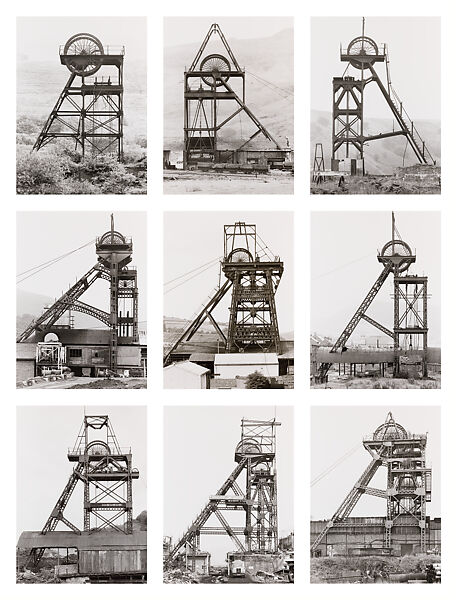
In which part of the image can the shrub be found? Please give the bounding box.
[245,371,271,389]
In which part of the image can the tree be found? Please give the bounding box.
[245,371,271,389]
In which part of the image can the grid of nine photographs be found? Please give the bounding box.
[8,2,453,600]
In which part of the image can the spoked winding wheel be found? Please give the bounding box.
[346,35,379,69]
[200,53,231,87]
[379,239,414,273]
[227,248,254,263]
[63,33,104,76]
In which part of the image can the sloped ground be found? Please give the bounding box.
[311,174,440,195]
[313,376,440,390]
[69,378,147,389]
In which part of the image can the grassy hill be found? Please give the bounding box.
[311,109,441,175]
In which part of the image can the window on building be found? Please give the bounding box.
[69,348,82,358]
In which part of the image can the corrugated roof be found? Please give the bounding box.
[214,353,278,365]
[17,530,146,550]
[189,353,215,362]
[163,360,210,375]
[16,343,36,359]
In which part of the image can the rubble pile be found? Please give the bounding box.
[17,568,60,584]
[163,568,200,584]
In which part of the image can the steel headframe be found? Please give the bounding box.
[33,33,124,161]
[163,221,283,365]
[331,18,435,171]
[17,215,139,373]
[311,412,431,555]
[318,212,428,381]
[165,418,281,564]
[183,23,282,168]
[26,414,139,569]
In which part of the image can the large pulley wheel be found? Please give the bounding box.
[200,53,231,87]
[63,33,104,76]
[380,239,413,273]
[227,248,253,263]
[346,35,378,69]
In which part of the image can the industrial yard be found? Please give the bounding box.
[164,18,293,194]
[311,212,441,389]
[16,212,147,388]
[163,213,294,388]
[164,407,294,584]
[16,408,147,583]
[310,17,440,193]
[311,407,441,584]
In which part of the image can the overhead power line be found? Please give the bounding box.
[17,240,95,284]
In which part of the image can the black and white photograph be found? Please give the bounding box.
[163,17,294,194]
[16,212,147,389]
[17,407,147,583]
[311,406,441,584]
[311,211,440,389]
[163,406,294,583]
[311,16,441,194]
[17,17,147,195]
[163,212,294,388]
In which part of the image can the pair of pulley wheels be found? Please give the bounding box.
[200,53,231,87]
[63,33,104,76]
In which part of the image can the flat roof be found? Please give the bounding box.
[215,353,278,365]
[17,530,146,550]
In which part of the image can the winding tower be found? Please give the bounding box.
[165,418,280,564]
[17,215,139,373]
[33,33,124,160]
[318,213,428,381]
[332,19,435,173]
[163,222,283,365]
[183,23,282,168]
[311,412,432,556]
[26,415,140,568]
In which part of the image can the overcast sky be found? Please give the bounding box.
[17,17,146,62]
[164,211,294,333]
[164,16,293,48]
[16,211,147,325]
[311,406,441,520]
[311,17,441,120]
[17,405,147,538]
[164,405,293,566]
[311,211,441,346]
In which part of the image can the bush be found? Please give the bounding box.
[245,371,271,389]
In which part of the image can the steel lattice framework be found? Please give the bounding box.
[17,215,138,373]
[33,33,124,160]
[311,412,431,555]
[332,19,435,172]
[183,23,282,168]
[26,415,140,569]
[165,419,280,564]
[318,213,428,381]
[163,222,283,365]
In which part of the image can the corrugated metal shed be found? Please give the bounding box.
[164,361,209,375]
[17,530,146,550]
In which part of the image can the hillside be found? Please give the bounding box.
[164,29,294,149]
[311,109,441,175]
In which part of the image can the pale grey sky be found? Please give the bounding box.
[16,212,147,324]
[17,16,146,62]
[311,406,441,520]
[17,406,147,538]
[312,17,441,120]
[311,211,441,346]
[164,212,294,333]
[164,406,293,566]
[164,16,293,48]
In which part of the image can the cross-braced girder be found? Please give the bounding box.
[166,419,280,564]
[311,413,431,556]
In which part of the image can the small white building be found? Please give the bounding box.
[163,360,210,389]
[214,353,279,379]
